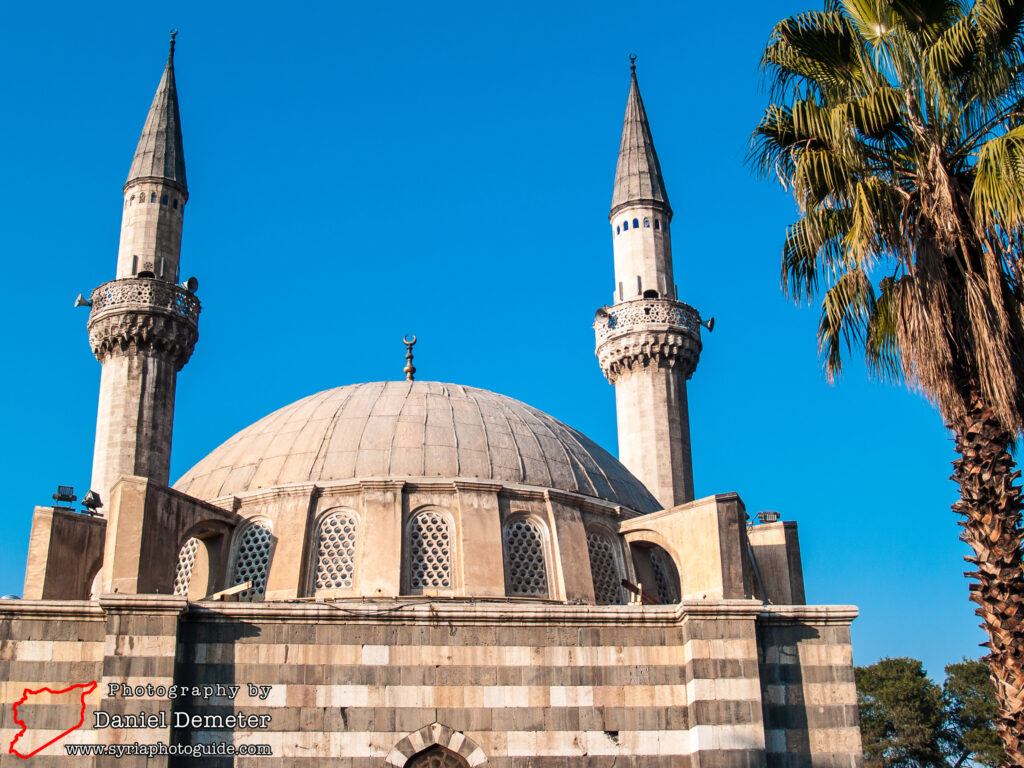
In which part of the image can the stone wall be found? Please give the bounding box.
[757,606,861,768]
[0,597,860,767]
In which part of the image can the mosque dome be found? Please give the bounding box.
[174,380,660,513]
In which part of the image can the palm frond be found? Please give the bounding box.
[865,274,904,379]
[973,122,1024,229]
[782,207,854,300]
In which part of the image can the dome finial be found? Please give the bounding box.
[403,335,417,381]
[169,29,178,61]
[629,53,637,73]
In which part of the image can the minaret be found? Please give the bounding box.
[594,58,704,509]
[87,34,199,505]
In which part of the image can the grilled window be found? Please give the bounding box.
[503,517,548,598]
[231,521,273,601]
[650,546,679,604]
[172,537,200,597]
[314,512,358,591]
[586,529,623,605]
[407,511,452,592]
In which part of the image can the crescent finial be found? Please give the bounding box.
[403,335,417,381]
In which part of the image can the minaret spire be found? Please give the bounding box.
[594,59,705,510]
[611,57,670,217]
[126,30,187,193]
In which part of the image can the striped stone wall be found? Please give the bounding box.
[0,601,105,767]
[0,598,860,767]
[757,606,861,768]
[171,601,772,767]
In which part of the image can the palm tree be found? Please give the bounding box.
[750,0,1024,760]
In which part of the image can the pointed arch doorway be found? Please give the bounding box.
[384,723,487,767]
[405,745,469,768]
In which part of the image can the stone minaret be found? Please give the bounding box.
[87,35,200,505]
[594,60,704,510]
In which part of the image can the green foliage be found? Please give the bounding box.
[857,658,947,768]
[750,0,1024,434]
[855,657,1006,767]
[944,659,1007,766]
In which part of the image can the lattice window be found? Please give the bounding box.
[503,518,548,598]
[586,529,623,605]
[314,512,358,591]
[405,746,468,768]
[173,537,200,597]
[232,521,273,601]
[407,511,452,592]
[650,547,679,604]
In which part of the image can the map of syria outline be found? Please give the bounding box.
[8,681,97,758]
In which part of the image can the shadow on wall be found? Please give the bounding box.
[171,614,263,768]
[757,621,820,766]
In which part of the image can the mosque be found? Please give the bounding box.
[1,38,862,767]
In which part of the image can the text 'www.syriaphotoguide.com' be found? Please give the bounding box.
[64,742,273,757]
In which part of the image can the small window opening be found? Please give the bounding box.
[137,271,155,279]
[131,255,138,274]
[161,194,168,205]
[643,289,659,299]
[632,218,639,228]
[172,199,178,209]
[654,219,660,230]
[616,225,620,234]
[623,220,629,231]
[150,192,156,203]
[644,218,650,228]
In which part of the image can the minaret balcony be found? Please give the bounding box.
[87,278,200,367]
[594,297,700,341]
[594,298,703,382]
[89,277,200,328]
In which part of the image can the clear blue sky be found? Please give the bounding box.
[0,1,993,680]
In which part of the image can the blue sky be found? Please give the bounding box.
[0,1,992,680]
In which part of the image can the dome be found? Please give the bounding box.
[174,381,660,513]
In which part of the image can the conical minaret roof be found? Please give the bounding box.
[610,59,669,216]
[126,35,187,192]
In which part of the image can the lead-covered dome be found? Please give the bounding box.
[174,381,660,513]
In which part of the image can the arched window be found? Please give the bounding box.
[407,510,452,593]
[314,511,358,592]
[503,517,549,598]
[643,289,659,299]
[405,746,469,768]
[623,220,629,231]
[231,520,273,601]
[616,225,620,234]
[150,192,156,203]
[161,194,168,205]
[654,219,660,230]
[172,198,178,209]
[644,218,650,228]
[173,537,200,597]
[586,529,624,605]
[632,218,639,228]
[650,546,680,604]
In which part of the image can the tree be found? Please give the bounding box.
[856,657,1006,767]
[750,2,1024,759]
[857,658,947,768]
[946,659,1008,767]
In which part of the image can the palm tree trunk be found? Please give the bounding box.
[952,393,1024,766]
